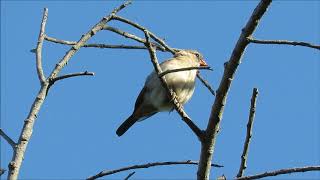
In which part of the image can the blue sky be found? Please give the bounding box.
[1,1,319,179]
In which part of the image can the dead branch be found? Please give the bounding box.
[237,88,259,178]
[0,129,17,149]
[196,73,216,96]
[6,2,132,179]
[49,71,94,85]
[35,8,48,84]
[112,15,177,54]
[247,37,320,50]
[236,165,320,180]
[124,172,135,180]
[103,25,168,51]
[144,30,205,141]
[45,35,150,50]
[87,160,223,180]
[159,66,213,78]
[197,0,272,179]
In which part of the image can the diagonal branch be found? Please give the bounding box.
[197,0,272,179]
[7,2,132,180]
[49,71,94,85]
[237,88,259,178]
[35,8,48,84]
[144,30,204,141]
[103,25,169,51]
[0,129,17,149]
[236,165,320,180]
[112,15,177,54]
[196,73,216,96]
[247,37,320,50]
[87,160,223,180]
[124,172,135,180]
[159,66,213,78]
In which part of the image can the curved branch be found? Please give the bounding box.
[247,38,320,50]
[236,166,320,180]
[35,8,48,84]
[144,30,205,141]
[159,66,212,77]
[49,71,94,85]
[197,0,272,179]
[124,172,135,180]
[237,88,259,177]
[87,160,223,180]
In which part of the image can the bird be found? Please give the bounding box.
[116,50,207,136]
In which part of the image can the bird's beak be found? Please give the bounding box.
[200,59,208,67]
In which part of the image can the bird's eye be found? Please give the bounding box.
[195,53,200,58]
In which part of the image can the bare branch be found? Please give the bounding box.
[47,1,131,81]
[87,160,223,180]
[236,166,320,180]
[124,172,135,180]
[103,26,169,52]
[197,0,272,179]
[248,37,320,50]
[0,129,16,149]
[159,66,212,78]
[144,30,205,141]
[49,71,94,85]
[237,88,259,178]
[112,15,177,54]
[35,8,48,84]
[196,73,216,96]
[45,36,149,50]
[7,2,132,179]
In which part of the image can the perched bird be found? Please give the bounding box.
[116,50,207,136]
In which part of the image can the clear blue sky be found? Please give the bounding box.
[1,1,319,179]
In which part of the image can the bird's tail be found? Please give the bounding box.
[116,115,138,137]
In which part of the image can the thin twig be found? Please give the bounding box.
[124,172,135,180]
[87,160,223,180]
[196,73,216,96]
[45,36,150,50]
[7,2,132,180]
[49,71,94,85]
[236,165,320,180]
[103,25,167,51]
[159,66,212,77]
[35,8,48,84]
[112,15,177,54]
[0,129,16,149]
[144,30,205,141]
[237,88,259,178]
[247,38,320,50]
[197,1,272,179]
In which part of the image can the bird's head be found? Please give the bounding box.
[174,50,208,67]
